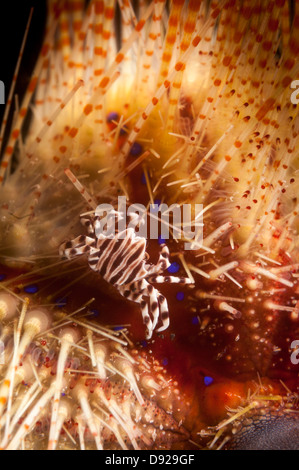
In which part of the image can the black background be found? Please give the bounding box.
[0,1,47,123]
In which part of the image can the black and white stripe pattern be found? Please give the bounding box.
[60,212,192,338]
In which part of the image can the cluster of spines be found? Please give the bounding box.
[0,291,189,450]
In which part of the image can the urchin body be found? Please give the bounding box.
[60,212,191,338]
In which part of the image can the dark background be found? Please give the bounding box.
[0,1,47,123]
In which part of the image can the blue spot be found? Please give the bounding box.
[167,262,180,274]
[158,235,166,245]
[204,376,214,386]
[130,142,143,156]
[90,309,99,317]
[107,111,119,122]
[176,292,184,301]
[0,274,6,281]
[113,326,124,331]
[55,297,67,308]
[24,284,39,294]
[141,173,146,185]
[141,340,148,348]
[162,358,168,366]
[192,316,199,325]
[61,392,66,397]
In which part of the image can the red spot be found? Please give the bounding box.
[268,18,279,31]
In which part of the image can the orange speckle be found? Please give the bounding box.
[104,7,114,19]
[192,36,200,47]
[84,104,93,116]
[102,31,110,41]
[115,53,124,64]
[73,20,82,32]
[41,44,50,56]
[284,58,295,71]
[12,130,20,139]
[94,24,103,34]
[223,56,231,66]
[282,76,292,88]
[289,38,299,55]
[69,128,78,138]
[100,76,109,88]
[28,77,38,92]
[95,1,104,15]
[168,16,178,28]
[184,20,195,34]
[167,34,176,45]
[175,62,185,72]
[233,31,242,43]
[94,47,102,56]
[268,18,279,31]
[211,7,220,19]
[136,19,145,32]
[162,52,171,63]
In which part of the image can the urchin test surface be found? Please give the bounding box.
[229,412,299,450]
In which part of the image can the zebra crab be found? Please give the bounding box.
[60,209,192,339]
